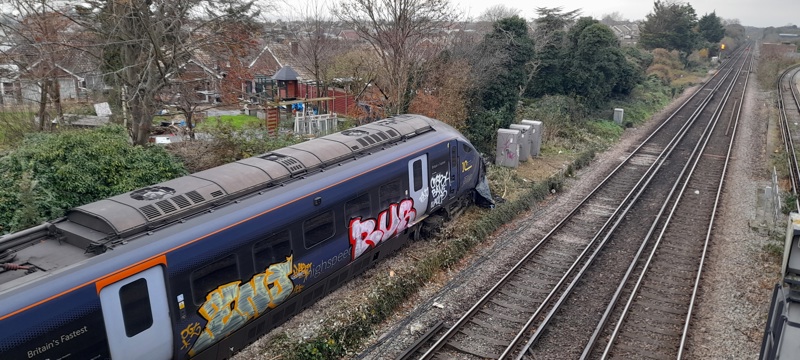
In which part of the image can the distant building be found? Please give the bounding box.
[762,42,799,57]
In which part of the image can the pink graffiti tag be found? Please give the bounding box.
[349,199,417,260]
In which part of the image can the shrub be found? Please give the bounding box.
[0,125,187,233]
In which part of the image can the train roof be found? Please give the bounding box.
[0,114,455,291]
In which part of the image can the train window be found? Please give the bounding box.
[345,193,372,222]
[191,254,239,305]
[119,278,153,337]
[379,179,404,208]
[253,230,292,271]
[412,160,423,192]
[304,211,335,248]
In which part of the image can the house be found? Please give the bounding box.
[337,30,360,42]
[0,48,105,106]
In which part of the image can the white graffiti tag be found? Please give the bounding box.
[430,172,450,207]
[419,188,429,203]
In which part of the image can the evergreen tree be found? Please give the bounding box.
[640,1,698,57]
[698,12,725,44]
[466,16,534,154]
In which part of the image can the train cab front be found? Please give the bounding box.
[456,139,494,209]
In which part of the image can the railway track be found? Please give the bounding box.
[777,65,800,212]
[399,45,752,360]
[580,49,753,360]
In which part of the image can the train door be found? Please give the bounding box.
[449,141,459,197]
[408,154,429,216]
[99,265,173,360]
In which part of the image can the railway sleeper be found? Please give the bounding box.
[446,340,501,359]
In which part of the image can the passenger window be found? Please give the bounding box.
[304,211,335,248]
[345,193,372,222]
[379,179,404,208]
[119,278,153,337]
[191,255,239,305]
[253,230,292,271]
[412,160,423,192]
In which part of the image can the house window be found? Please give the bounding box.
[2,82,13,96]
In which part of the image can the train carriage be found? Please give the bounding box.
[0,115,490,359]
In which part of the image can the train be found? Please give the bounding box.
[0,114,493,360]
[761,212,800,359]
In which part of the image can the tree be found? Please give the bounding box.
[335,0,457,116]
[525,7,580,98]
[600,11,627,25]
[466,16,533,153]
[0,125,187,233]
[290,0,345,111]
[639,1,698,58]
[0,1,74,130]
[566,19,636,107]
[477,5,520,23]
[697,12,725,44]
[69,0,260,145]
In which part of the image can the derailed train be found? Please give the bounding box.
[0,115,492,359]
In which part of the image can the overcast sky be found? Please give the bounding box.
[454,0,797,28]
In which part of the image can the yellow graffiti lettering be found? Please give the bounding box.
[293,262,312,281]
[190,256,295,355]
[180,322,202,350]
[264,259,293,308]
[292,284,305,294]
[462,160,472,172]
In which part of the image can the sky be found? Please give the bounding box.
[452,0,798,28]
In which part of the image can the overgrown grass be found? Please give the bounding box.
[0,110,37,150]
[266,150,596,360]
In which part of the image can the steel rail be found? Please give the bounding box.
[676,46,754,360]
[778,65,800,212]
[509,45,751,360]
[417,43,749,360]
[596,48,752,360]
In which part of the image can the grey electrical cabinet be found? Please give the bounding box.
[521,120,543,157]
[614,108,624,125]
[509,124,532,162]
[496,129,521,168]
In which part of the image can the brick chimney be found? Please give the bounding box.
[291,42,298,56]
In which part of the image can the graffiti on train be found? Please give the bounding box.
[349,199,417,260]
[189,255,309,355]
[430,172,450,207]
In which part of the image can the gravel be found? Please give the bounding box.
[234,53,779,359]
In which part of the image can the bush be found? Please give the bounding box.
[0,125,187,233]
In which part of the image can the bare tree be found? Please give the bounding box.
[335,0,457,116]
[66,0,263,145]
[477,4,521,23]
[0,1,74,130]
[285,0,345,110]
[600,11,627,25]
